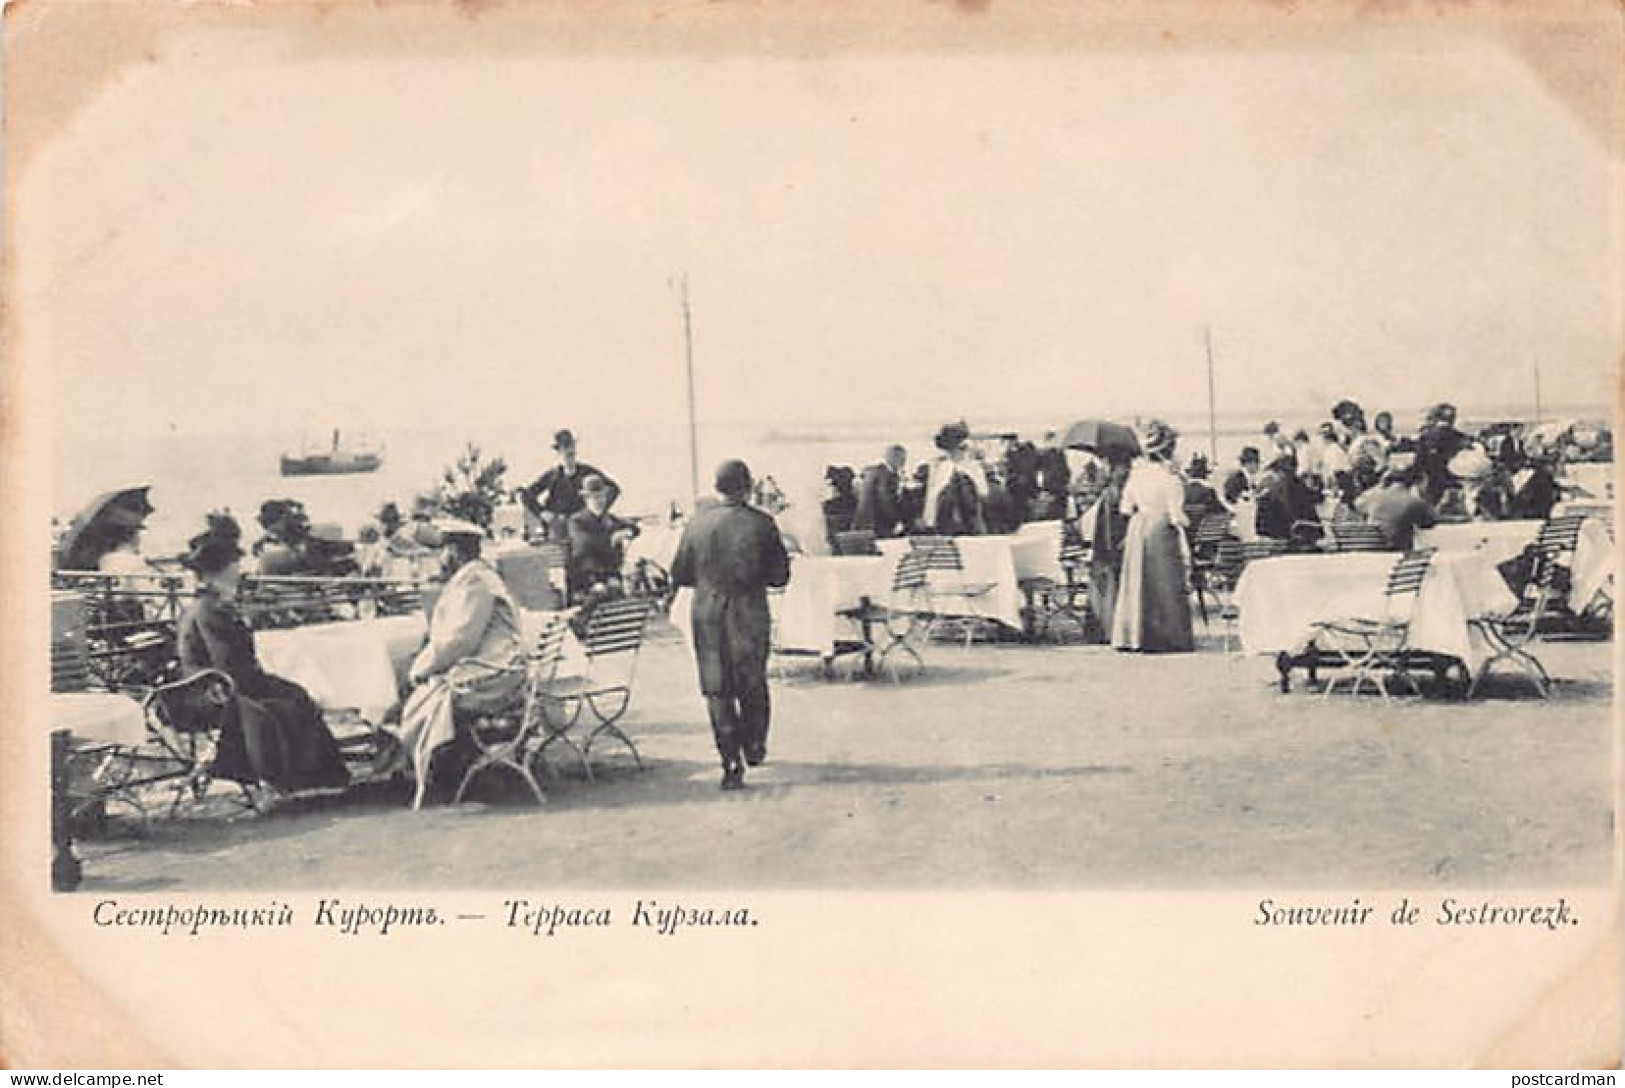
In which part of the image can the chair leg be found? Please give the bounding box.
[587,724,643,769]
[582,691,641,770]
[451,754,492,804]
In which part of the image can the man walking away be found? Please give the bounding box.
[670,459,792,790]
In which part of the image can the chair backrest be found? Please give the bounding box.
[1535,514,1586,560]
[908,534,965,572]
[147,669,236,735]
[1240,539,1287,563]
[891,549,931,593]
[530,613,571,671]
[582,597,650,660]
[1213,538,1248,580]
[1058,522,1089,568]
[536,541,571,593]
[833,530,880,557]
[1380,549,1435,623]
[1191,512,1234,550]
[1330,521,1392,553]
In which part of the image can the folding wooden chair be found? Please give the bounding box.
[908,535,998,649]
[536,541,571,604]
[840,550,933,682]
[1187,512,1236,625]
[1200,538,1251,652]
[531,598,651,778]
[450,615,570,805]
[1022,521,1092,642]
[1310,549,1436,702]
[1468,547,1559,698]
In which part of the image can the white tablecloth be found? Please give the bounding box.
[772,555,892,655]
[257,610,586,723]
[258,615,425,724]
[1235,551,1516,671]
[669,554,894,663]
[51,692,148,747]
[1010,521,1065,583]
[1416,517,1612,613]
[877,535,1028,630]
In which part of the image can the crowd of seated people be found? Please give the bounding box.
[811,421,1079,547]
[1205,400,1574,553]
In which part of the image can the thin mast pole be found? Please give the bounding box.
[1204,325,1218,462]
[681,273,699,505]
[1533,358,1542,424]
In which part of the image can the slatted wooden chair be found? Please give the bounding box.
[1467,546,1560,698]
[840,549,933,682]
[1187,512,1236,625]
[449,614,571,806]
[536,540,571,604]
[1023,521,1092,642]
[531,597,651,778]
[1310,548,1436,702]
[1199,538,1252,652]
[1329,521,1393,553]
[907,535,998,648]
[833,529,881,556]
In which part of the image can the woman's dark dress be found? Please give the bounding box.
[176,590,349,790]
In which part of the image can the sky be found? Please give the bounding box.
[19,22,1620,449]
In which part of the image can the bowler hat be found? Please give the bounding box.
[580,474,608,496]
[552,429,577,451]
[714,459,753,498]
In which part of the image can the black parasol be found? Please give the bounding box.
[1060,420,1141,458]
[54,487,155,571]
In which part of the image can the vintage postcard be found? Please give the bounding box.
[2,0,1619,1069]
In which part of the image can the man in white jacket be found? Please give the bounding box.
[383,518,525,807]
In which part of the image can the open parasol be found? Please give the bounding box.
[54,486,155,571]
[1061,420,1141,458]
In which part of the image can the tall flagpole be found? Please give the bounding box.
[1532,358,1543,424]
[1204,325,1218,462]
[680,273,699,505]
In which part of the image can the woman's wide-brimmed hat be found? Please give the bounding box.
[933,420,971,453]
[1140,419,1178,457]
[430,517,485,542]
[182,519,245,575]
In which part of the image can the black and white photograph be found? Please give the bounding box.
[4,0,1619,1069]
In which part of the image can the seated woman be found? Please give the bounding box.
[566,474,640,603]
[381,519,525,808]
[175,518,350,804]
